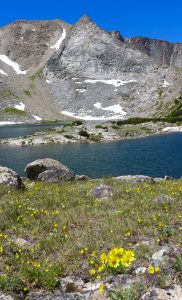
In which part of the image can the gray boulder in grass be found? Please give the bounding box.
[92,184,113,199]
[24,158,75,182]
[0,166,24,189]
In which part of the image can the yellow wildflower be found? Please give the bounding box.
[107,256,120,268]
[100,253,107,264]
[98,264,105,272]
[89,269,96,276]
[99,284,105,293]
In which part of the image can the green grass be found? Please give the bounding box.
[2,107,27,116]
[0,179,181,294]
[28,69,43,81]
[23,90,31,97]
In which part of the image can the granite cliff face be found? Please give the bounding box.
[44,16,182,120]
[0,16,181,123]
[127,36,182,68]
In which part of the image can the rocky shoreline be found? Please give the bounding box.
[0,121,182,147]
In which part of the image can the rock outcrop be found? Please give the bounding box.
[24,158,75,181]
[127,36,182,68]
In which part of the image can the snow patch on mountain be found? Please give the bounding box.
[33,115,42,121]
[0,55,27,75]
[84,79,137,87]
[76,89,86,93]
[163,80,170,87]
[0,69,8,76]
[51,28,66,51]
[15,102,25,111]
[94,102,126,115]
[61,110,126,121]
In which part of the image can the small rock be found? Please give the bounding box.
[25,291,85,299]
[107,274,140,290]
[92,184,113,199]
[0,166,24,189]
[135,267,147,274]
[60,276,84,293]
[141,285,182,300]
[114,175,155,184]
[154,195,174,204]
[151,247,169,266]
[153,177,163,183]
[134,240,151,248]
[164,176,174,181]
[13,238,30,249]
[0,294,14,300]
[83,282,101,292]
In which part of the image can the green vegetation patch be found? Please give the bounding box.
[2,107,27,116]
[28,69,43,81]
[63,120,83,127]
[78,130,90,138]
[23,90,31,97]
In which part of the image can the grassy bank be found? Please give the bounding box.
[0,179,181,296]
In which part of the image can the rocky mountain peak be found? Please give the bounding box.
[76,15,93,25]
[0,16,181,123]
[110,30,125,42]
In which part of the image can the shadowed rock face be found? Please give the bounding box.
[127,36,182,68]
[0,16,182,122]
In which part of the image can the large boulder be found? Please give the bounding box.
[0,166,24,189]
[24,158,75,181]
[114,175,155,184]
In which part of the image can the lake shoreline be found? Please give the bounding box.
[0,121,182,147]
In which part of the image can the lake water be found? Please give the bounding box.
[0,123,65,139]
[0,125,182,178]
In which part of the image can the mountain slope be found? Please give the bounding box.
[0,19,71,122]
[0,16,181,123]
[44,16,182,120]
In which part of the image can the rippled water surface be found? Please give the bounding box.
[0,126,182,178]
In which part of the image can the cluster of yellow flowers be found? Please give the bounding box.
[148,265,160,274]
[99,247,135,270]
[87,247,135,279]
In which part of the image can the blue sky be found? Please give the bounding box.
[0,0,181,42]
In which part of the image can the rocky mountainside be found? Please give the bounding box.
[0,16,181,123]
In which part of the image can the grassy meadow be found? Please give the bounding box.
[0,178,181,297]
